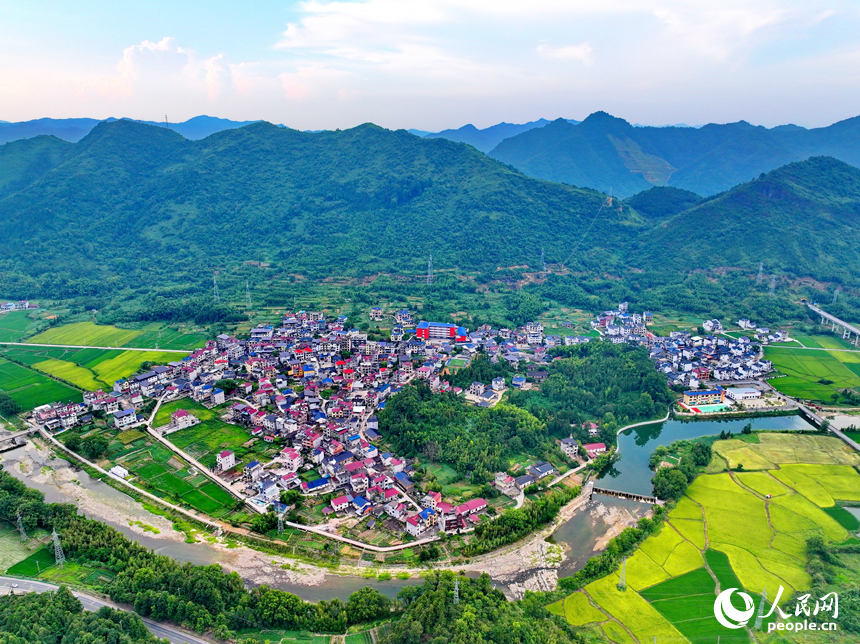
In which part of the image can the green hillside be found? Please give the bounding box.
[624,186,702,220]
[490,112,860,197]
[634,156,860,281]
[0,135,72,199]
[0,119,644,300]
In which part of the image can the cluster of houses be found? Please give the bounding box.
[1,300,37,311]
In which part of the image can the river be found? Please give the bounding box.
[549,414,817,570]
[0,443,421,602]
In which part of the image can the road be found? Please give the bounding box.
[0,576,213,644]
[0,341,188,353]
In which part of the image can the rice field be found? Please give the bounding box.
[92,350,188,384]
[0,357,82,409]
[32,358,104,390]
[560,434,858,643]
[0,310,39,342]
[26,321,142,347]
[764,345,860,400]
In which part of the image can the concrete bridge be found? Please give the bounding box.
[588,482,660,505]
[807,303,860,346]
[0,428,34,451]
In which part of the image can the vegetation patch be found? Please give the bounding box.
[26,321,142,347]
[31,358,104,390]
[0,357,81,409]
[6,547,57,576]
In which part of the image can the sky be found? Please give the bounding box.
[2,0,860,131]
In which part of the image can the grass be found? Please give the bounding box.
[6,547,57,576]
[31,358,104,390]
[823,505,860,531]
[153,399,222,427]
[27,321,142,347]
[0,357,82,409]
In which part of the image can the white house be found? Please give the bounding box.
[113,408,137,428]
[171,409,197,430]
[216,450,236,471]
[561,437,579,458]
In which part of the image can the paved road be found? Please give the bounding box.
[0,341,188,353]
[0,576,212,644]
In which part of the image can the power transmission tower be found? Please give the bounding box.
[278,511,284,535]
[52,528,66,566]
[213,274,220,304]
[756,262,764,285]
[754,587,768,630]
[541,248,546,273]
[769,276,777,296]
[617,558,627,591]
[245,280,252,309]
[832,286,841,304]
[16,513,27,541]
[453,577,460,604]
[164,115,169,129]
[426,255,433,285]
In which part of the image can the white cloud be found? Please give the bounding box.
[536,43,593,63]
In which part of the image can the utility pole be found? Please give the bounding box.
[52,528,66,566]
[16,513,27,541]
[426,254,433,285]
[754,587,768,630]
[617,558,627,591]
[213,274,220,305]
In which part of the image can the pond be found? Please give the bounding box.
[597,414,816,496]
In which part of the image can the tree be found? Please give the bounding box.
[79,434,109,460]
[741,423,752,435]
[0,392,22,416]
[690,442,712,467]
[280,489,303,508]
[652,468,688,501]
[345,587,391,625]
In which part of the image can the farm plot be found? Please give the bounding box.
[118,444,236,517]
[559,434,856,642]
[124,323,210,350]
[0,310,39,342]
[0,357,81,409]
[26,321,142,347]
[92,350,188,384]
[167,418,277,470]
[714,433,860,470]
[31,358,104,390]
[153,399,223,427]
[764,346,860,400]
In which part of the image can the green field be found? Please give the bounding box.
[92,350,188,384]
[124,323,209,350]
[0,357,82,409]
[0,310,39,342]
[32,358,105,390]
[6,547,57,576]
[26,321,143,347]
[166,412,274,470]
[153,399,223,427]
[560,434,860,643]
[765,345,860,400]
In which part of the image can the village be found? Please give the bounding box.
[24,303,789,545]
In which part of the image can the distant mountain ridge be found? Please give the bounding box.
[490,111,860,197]
[0,115,268,144]
[422,119,579,153]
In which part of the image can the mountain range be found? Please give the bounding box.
[490,111,860,197]
[423,119,579,153]
[0,115,265,144]
[1,120,859,302]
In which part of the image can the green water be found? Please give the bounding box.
[597,415,816,496]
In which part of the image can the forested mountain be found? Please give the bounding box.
[490,111,860,197]
[0,119,641,299]
[423,118,576,152]
[624,186,702,220]
[633,157,860,281]
[0,115,264,144]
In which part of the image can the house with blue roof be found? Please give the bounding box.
[301,477,331,494]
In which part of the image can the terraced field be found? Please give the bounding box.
[553,434,860,643]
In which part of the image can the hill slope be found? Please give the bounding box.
[633,157,860,281]
[490,112,860,197]
[0,120,642,299]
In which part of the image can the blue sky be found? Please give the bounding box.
[2,1,860,130]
